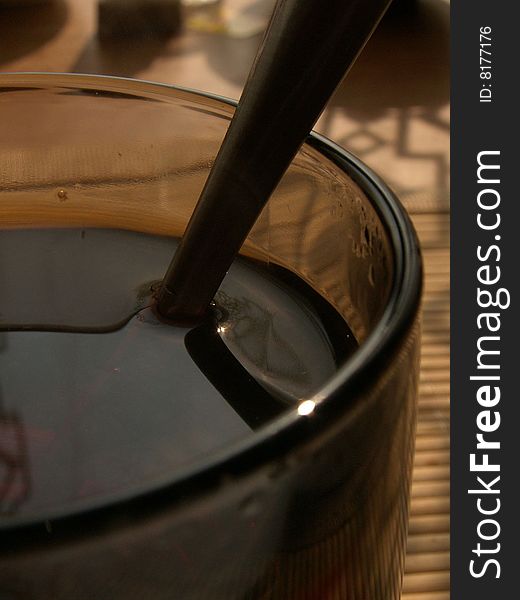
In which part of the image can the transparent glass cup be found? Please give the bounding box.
[0,74,421,599]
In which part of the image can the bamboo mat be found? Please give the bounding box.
[402,211,450,600]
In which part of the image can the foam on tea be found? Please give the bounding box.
[0,228,357,523]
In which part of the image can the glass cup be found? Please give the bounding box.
[0,73,421,600]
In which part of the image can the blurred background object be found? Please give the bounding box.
[183,0,276,38]
[0,1,51,5]
[0,1,449,597]
[98,0,182,39]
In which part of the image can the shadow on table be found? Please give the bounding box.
[0,1,68,67]
[315,0,450,214]
[72,21,259,81]
[72,34,173,78]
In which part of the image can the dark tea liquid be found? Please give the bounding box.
[0,229,357,523]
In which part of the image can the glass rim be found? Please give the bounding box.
[0,73,422,542]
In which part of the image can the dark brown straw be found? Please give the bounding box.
[156,0,392,324]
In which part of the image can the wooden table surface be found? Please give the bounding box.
[0,1,450,597]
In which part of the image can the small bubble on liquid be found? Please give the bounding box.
[57,189,68,201]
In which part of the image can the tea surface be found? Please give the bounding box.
[0,229,357,522]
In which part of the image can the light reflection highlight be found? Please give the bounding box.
[297,400,316,416]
